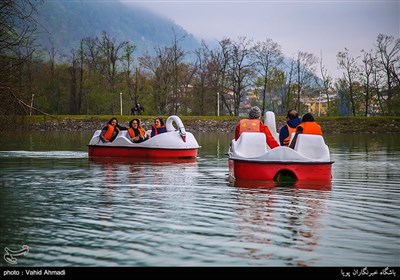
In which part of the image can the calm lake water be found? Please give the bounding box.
[0,131,399,267]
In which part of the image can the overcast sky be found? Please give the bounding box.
[124,0,399,79]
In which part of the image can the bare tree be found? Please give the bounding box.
[220,36,254,116]
[69,49,79,114]
[96,31,128,95]
[284,59,295,110]
[293,51,318,112]
[318,52,333,115]
[375,34,400,115]
[360,49,375,116]
[0,0,42,77]
[170,32,187,114]
[121,43,136,102]
[0,0,43,129]
[192,42,210,115]
[337,48,360,116]
[193,41,233,116]
[252,38,283,113]
[139,48,172,115]
[371,59,385,115]
[215,38,233,116]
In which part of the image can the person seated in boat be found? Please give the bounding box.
[296,113,323,135]
[150,117,167,137]
[99,117,127,143]
[279,109,302,146]
[234,106,279,149]
[128,118,148,143]
[288,113,323,149]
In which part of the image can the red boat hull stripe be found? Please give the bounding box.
[88,146,198,159]
[229,159,332,181]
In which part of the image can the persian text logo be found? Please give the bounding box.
[4,245,29,265]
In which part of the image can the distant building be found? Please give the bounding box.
[303,89,337,116]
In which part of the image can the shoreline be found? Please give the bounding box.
[19,116,400,134]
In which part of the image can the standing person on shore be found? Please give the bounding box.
[279,109,302,146]
[235,106,279,149]
[99,117,127,143]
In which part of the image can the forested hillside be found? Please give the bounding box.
[35,0,200,56]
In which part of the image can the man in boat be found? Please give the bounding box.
[279,109,302,146]
[234,106,279,149]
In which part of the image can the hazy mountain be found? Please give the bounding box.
[35,0,200,57]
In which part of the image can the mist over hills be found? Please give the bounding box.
[35,0,200,58]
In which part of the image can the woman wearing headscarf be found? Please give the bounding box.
[296,113,323,135]
[128,118,148,143]
[99,117,127,143]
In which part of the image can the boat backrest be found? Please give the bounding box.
[264,111,279,143]
[112,130,133,145]
[288,132,296,146]
[293,134,330,161]
[233,132,267,158]
[118,130,129,138]
[88,130,102,145]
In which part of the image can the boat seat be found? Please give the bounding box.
[111,131,133,146]
[233,132,267,158]
[117,131,129,138]
[294,134,330,161]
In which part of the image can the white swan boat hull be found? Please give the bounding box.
[88,116,200,159]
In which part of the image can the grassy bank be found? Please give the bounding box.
[18,115,400,134]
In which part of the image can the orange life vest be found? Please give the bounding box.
[104,124,115,141]
[283,125,298,146]
[238,119,261,136]
[298,122,323,135]
[128,127,145,138]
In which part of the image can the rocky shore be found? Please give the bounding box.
[25,116,400,134]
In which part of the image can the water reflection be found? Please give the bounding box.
[230,178,332,191]
[232,186,330,266]
[89,157,199,188]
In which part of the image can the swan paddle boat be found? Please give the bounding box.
[88,115,200,159]
[228,111,334,183]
